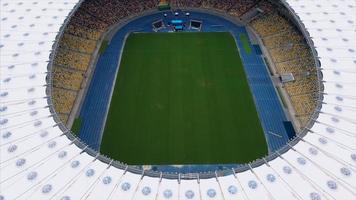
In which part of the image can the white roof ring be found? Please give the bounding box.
[1,0,356,199]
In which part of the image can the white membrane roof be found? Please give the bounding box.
[0,0,356,199]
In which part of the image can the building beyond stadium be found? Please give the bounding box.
[1,0,356,199]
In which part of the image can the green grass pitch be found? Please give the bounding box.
[240,33,252,54]
[100,32,267,165]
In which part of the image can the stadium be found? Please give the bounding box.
[0,0,355,199]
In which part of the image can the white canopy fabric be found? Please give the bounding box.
[0,0,355,199]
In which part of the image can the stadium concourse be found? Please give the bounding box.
[0,0,356,200]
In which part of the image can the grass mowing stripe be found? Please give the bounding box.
[100,32,267,164]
